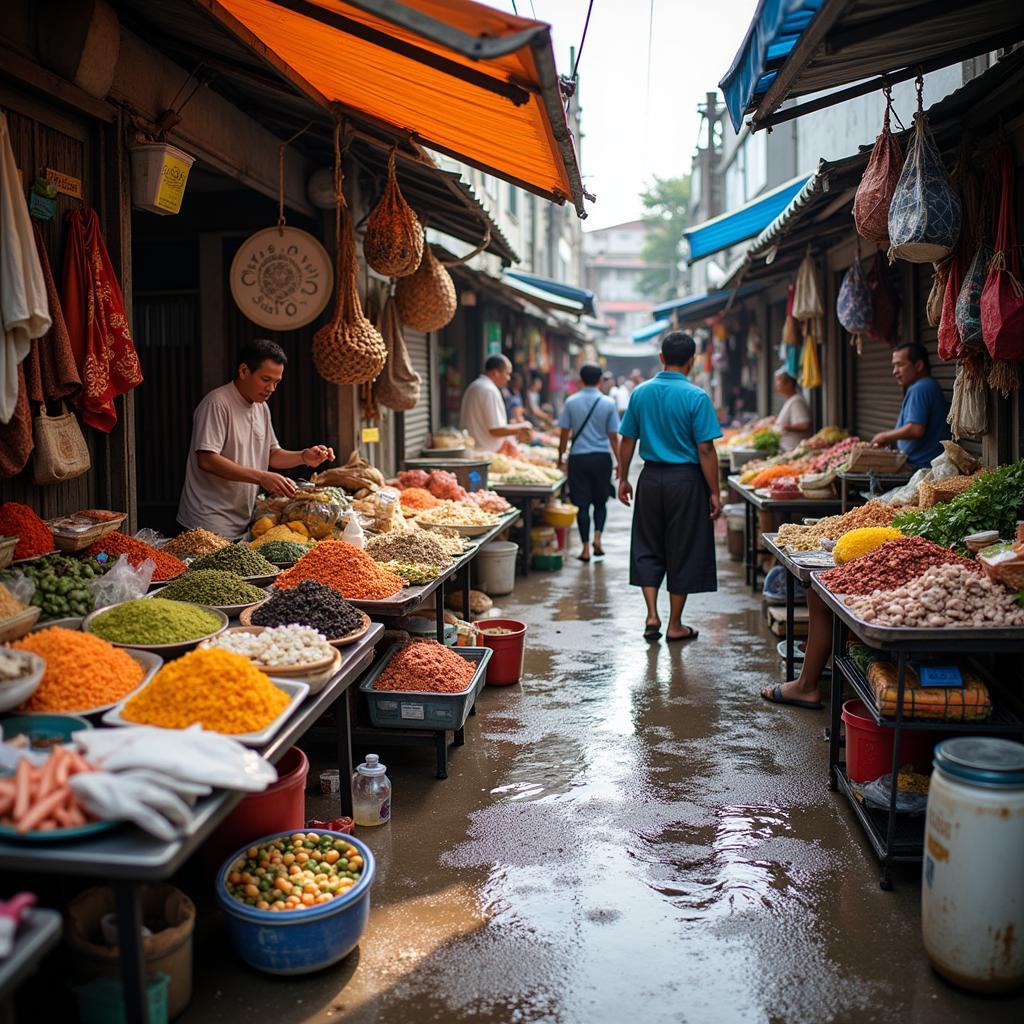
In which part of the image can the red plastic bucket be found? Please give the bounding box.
[841,699,934,782]
[554,527,567,551]
[204,746,309,867]
[472,618,527,686]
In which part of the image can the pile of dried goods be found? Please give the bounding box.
[12,627,144,712]
[0,502,54,559]
[396,469,429,489]
[190,543,276,577]
[256,540,314,564]
[204,625,334,668]
[249,525,316,549]
[5,552,107,620]
[163,528,230,559]
[776,501,898,552]
[818,536,978,595]
[374,640,475,692]
[398,487,440,511]
[833,527,904,565]
[251,579,365,637]
[417,503,498,527]
[120,648,288,733]
[379,561,442,584]
[365,529,456,566]
[87,598,223,645]
[846,563,1024,628]
[157,570,265,607]
[275,541,404,600]
[426,470,468,501]
[465,490,512,513]
[87,532,186,581]
[804,437,860,473]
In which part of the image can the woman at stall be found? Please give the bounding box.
[774,370,813,453]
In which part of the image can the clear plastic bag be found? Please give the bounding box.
[860,774,929,815]
[2,572,36,606]
[88,554,153,610]
[877,467,931,505]
[133,528,167,549]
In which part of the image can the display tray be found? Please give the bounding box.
[418,520,496,538]
[359,645,491,731]
[29,616,83,633]
[0,535,18,570]
[81,604,229,658]
[102,676,309,747]
[147,572,186,591]
[419,447,467,459]
[0,606,41,644]
[240,569,281,589]
[209,626,337,676]
[238,603,372,648]
[47,514,126,553]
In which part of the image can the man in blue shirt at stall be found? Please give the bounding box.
[870,342,950,468]
[617,332,722,643]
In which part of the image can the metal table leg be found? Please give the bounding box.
[462,560,471,621]
[334,689,354,818]
[744,500,754,587]
[785,569,795,681]
[434,731,448,779]
[879,653,908,891]
[113,882,149,1024]
[827,614,845,791]
[521,499,533,576]
[435,581,445,641]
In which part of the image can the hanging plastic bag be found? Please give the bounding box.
[782,283,801,346]
[792,249,823,324]
[887,80,961,264]
[866,251,900,343]
[800,331,821,389]
[854,87,904,245]
[836,254,873,353]
[955,242,991,350]
[980,143,1024,365]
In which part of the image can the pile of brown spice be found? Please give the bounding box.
[373,640,475,693]
[163,528,230,559]
[818,536,979,595]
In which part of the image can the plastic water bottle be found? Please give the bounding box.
[352,754,391,826]
[342,515,365,549]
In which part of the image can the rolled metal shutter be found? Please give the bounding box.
[853,341,902,441]
[402,329,432,459]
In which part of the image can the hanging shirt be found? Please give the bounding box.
[896,376,950,467]
[776,392,813,452]
[0,112,50,424]
[177,383,280,540]
[619,371,722,464]
[557,387,619,456]
[460,375,507,452]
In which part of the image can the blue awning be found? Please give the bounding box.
[684,175,810,263]
[719,0,823,132]
[503,271,596,316]
[630,319,670,343]
[652,284,762,323]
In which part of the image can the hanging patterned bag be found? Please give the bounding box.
[374,291,421,412]
[854,86,904,246]
[937,150,977,362]
[363,148,424,278]
[836,250,873,354]
[866,250,900,343]
[887,78,961,264]
[312,122,387,387]
[955,241,991,351]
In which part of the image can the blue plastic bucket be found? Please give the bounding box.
[216,830,375,975]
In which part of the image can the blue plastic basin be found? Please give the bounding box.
[216,830,375,975]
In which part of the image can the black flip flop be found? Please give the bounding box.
[643,624,662,641]
[666,626,699,642]
[593,544,605,557]
[760,684,823,710]
[577,554,591,563]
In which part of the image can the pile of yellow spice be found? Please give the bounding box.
[120,648,289,734]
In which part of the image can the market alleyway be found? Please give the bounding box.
[184,500,1023,1024]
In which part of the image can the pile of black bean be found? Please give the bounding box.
[252,580,363,637]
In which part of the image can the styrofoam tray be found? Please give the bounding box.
[101,676,309,747]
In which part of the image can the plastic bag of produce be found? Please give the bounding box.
[280,499,340,539]
[887,110,961,263]
[88,554,153,610]
[860,774,929,816]
[134,528,168,549]
[853,91,903,245]
[836,257,873,352]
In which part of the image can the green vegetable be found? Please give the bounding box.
[0,552,107,621]
[894,461,1024,551]
[752,428,781,456]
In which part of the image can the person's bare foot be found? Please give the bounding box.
[643,617,662,640]
[760,679,822,707]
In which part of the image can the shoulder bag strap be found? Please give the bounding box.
[571,395,603,446]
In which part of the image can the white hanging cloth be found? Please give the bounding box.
[0,111,51,423]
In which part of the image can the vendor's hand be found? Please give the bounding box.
[709,492,723,521]
[516,426,534,443]
[259,471,297,497]
[618,479,633,507]
[870,432,890,447]
[302,444,334,467]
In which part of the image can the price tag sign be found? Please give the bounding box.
[361,427,380,443]
[915,663,963,688]
[44,168,83,199]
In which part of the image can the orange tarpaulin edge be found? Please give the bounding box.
[197,0,588,216]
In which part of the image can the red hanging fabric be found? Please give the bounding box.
[980,144,1024,363]
[866,251,900,343]
[61,208,142,432]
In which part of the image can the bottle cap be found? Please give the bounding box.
[357,753,386,776]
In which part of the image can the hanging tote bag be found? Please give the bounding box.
[980,144,1024,364]
[854,87,904,246]
[32,401,90,485]
[955,242,991,351]
[792,249,824,325]
[866,251,900,343]
[837,254,873,353]
[782,283,801,346]
[374,292,421,412]
[887,80,961,264]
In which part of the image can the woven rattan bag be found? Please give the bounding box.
[395,239,456,332]
[363,149,423,278]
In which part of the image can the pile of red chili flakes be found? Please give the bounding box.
[373,641,475,693]
[86,531,186,581]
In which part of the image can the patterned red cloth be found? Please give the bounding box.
[61,207,142,432]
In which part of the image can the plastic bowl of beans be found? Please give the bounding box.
[216,830,375,974]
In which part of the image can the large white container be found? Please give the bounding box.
[129,143,194,215]
[922,737,1024,993]
[475,541,519,596]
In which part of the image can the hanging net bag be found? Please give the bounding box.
[312,122,386,387]
[854,86,904,246]
[395,239,457,332]
[363,147,424,278]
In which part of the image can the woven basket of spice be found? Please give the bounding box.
[48,512,126,552]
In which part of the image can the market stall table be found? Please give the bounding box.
[0,908,62,1010]
[836,470,912,513]
[492,480,566,575]
[0,622,382,1024]
[811,576,1024,890]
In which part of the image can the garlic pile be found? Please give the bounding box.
[203,626,334,667]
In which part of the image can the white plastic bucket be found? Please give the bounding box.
[475,541,519,596]
[130,143,195,215]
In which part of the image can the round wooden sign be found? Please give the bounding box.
[230,226,333,330]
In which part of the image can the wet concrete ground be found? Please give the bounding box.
[184,497,1024,1023]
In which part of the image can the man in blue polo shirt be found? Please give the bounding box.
[870,342,950,468]
[618,332,722,643]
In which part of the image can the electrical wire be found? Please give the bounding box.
[571,0,595,80]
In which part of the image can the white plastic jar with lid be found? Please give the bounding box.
[352,754,391,826]
[922,737,1024,993]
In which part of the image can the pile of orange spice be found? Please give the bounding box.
[398,487,440,511]
[13,627,144,712]
[373,640,475,693]
[274,540,404,600]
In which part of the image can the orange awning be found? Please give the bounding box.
[198,0,588,215]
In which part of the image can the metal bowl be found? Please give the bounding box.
[81,603,229,658]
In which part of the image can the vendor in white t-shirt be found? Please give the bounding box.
[460,354,533,453]
[177,339,335,540]
[773,369,813,452]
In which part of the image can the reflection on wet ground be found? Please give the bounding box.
[183,498,1024,1023]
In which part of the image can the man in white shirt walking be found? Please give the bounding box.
[461,354,532,452]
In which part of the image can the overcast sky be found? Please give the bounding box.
[490,0,757,231]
